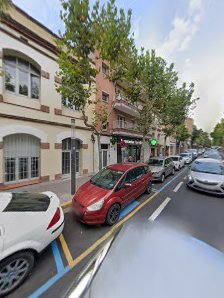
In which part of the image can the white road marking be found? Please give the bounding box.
[183,176,187,180]
[148,197,171,222]
[173,181,183,192]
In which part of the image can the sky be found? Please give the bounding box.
[13,0,224,132]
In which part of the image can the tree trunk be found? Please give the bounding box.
[141,134,146,162]
[164,135,167,156]
[96,133,102,171]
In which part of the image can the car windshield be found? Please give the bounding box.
[147,159,164,166]
[204,153,222,159]
[180,153,190,157]
[171,157,179,161]
[90,168,124,190]
[191,161,224,175]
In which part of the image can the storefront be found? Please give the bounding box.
[116,137,142,162]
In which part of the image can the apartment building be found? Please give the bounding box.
[0,5,96,190]
[95,57,151,164]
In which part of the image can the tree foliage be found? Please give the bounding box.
[192,125,211,147]
[56,0,133,170]
[0,0,11,14]
[211,119,224,146]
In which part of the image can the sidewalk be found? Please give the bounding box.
[6,174,93,204]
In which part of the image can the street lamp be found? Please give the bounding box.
[71,118,76,195]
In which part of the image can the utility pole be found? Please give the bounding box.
[71,118,76,195]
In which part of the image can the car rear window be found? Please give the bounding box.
[4,193,50,212]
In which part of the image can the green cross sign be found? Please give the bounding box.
[150,139,157,146]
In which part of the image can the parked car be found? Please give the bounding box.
[180,152,193,164]
[170,155,185,170]
[73,163,152,226]
[146,157,175,182]
[187,158,224,196]
[186,149,198,159]
[0,192,64,297]
[202,151,224,161]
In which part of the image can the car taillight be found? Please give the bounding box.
[47,208,60,230]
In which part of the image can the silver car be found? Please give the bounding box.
[187,158,224,196]
[170,155,185,170]
[147,157,175,182]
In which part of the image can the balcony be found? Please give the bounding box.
[113,94,140,118]
[112,120,144,137]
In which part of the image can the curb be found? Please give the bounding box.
[61,200,72,209]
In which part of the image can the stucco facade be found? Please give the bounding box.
[0,6,96,190]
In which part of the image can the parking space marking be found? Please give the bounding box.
[29,266,70,298]
[59,234,74,268]
[173,182,183,193]
[30,241,70,298]
[71,191,159,268]
[148,197,171,221]
[51,241,65,273]
[119,200,140,220]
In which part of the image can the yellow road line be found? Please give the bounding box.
[70,191,159,268]
[59,234,74,267]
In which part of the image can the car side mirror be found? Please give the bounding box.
[124,183,132,188]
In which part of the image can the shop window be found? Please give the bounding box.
[4,56,40,99]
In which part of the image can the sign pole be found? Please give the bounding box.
[71,119,76,195]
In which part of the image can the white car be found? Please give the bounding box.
[180,152,193,164]
[170,155,185,170]
[0,191,64,297]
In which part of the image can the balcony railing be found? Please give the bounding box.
[113,120,138,131]
[113,94,140,118]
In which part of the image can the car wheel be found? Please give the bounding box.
[160,173,165,183]
[178,165,181,171]
[106,204,121,226]
[145,181,152,194]
[0,251,35,297]
[172,167,175,175]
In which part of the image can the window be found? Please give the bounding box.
[4,56,40,99]
[4,134,40,183]
[125,169,136,183]
[102,62,109,75]
[117,116,125,128]
[102,92,109,102]
[133,166,146,180]
[62,97,80,111]
[102,122,108,131]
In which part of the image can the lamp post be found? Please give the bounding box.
[71,118,76,195]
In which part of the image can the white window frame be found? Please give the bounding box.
[62,97,81,112]
[102,91,109,103]
[3,56,41,100]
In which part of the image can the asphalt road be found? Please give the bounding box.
[11,164,224,298]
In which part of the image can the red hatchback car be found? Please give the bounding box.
[72,163,152,225]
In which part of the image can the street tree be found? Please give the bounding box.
[175,124,190,153]
[211,119,224,146]
[125,49,173,161]
[158,81,197,155]
[56,0,133,170]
